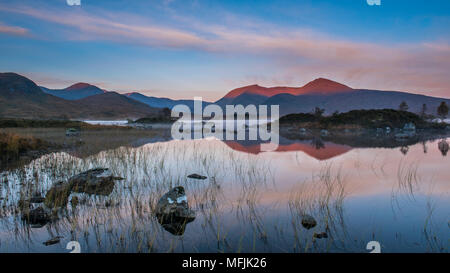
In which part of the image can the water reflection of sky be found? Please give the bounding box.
[0,138,448,253]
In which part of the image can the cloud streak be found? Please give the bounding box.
[0,22,28,36]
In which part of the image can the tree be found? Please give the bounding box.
[314,107,325,118]
[420,104,427,118]
[437,101,449,119]
[399,101,409,112]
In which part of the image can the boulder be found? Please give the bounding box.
[313,232,328,239]
[44,181,71,208]
[155,186,196,235]
[438,140,449,156]
[187,173,207,180]
[69,168,123,196]
[301,214,317,229]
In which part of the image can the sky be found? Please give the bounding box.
[0,0,449,101]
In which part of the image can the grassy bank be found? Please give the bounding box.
[279,109,446,130]
[0,132,55,170]
[1,126,172,159]
[0,132,47,155]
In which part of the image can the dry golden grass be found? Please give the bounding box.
[0,132,48,158]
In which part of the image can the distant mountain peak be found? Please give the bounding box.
[221,78,352,100]
[301,78,352,94]
[125,92,141,96]
[0,72,43,95]
[306,78,336,86]
[224,84,273,98]
[39,81,106,100]
[65,82,106,92]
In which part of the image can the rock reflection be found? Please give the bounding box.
[20,205,52,228]
[400,145,409,155]
[438,139,449,156]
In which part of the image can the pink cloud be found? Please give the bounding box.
[0,22,28,36]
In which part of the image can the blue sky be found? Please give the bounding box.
[0,0,449,101]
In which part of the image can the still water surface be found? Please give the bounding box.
[0,137,448,253]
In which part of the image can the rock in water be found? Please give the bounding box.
[313,232,328,239]
[187,173,207,180]
[438,140,449,156]
[44,168,123,207]
[155,186,196,235]
[301,214,317,229]
[69,168,123,196]
[43,236,63,246]
[44,181,71,208]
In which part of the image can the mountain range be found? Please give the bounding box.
[1,72,449,119]
[216,78,450,116]
[122,77,450,117]
[124,92,211,110]
[40,82,106,100]
[0,73,160,119]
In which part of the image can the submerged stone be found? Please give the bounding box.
[313,232,328,239]
[187,173,207,180]
[43,236,63,246]
[301,214,317,230]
